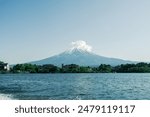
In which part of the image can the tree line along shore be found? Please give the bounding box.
[1,61,150,73]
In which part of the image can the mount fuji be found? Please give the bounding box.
[30,41,135,66]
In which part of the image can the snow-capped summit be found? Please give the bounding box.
[69,40,92,53]
[62,40,93,54]
[31,40,135,66]
[66,48,92,55]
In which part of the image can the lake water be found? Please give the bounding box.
[0,73,150,100]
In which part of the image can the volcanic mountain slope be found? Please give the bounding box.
[31,47,134,66]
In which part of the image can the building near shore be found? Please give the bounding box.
[0,63,10,71]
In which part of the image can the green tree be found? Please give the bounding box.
[98,64,112,73]
[38,64,58,73]
[62,64,80,73]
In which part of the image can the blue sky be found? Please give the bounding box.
[0,0,150,64]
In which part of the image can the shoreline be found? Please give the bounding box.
[0,93,13,100]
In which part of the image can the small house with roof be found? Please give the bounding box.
[0,63,10,71]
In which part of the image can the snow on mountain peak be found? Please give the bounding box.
[69,40,92,52]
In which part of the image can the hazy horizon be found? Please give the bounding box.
[1,0,150,64]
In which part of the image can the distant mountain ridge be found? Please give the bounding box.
[30,48,136,66]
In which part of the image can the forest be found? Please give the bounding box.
[1,62,150,73]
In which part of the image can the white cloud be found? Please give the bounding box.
[71,40,92,52]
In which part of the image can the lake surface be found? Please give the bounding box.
[0,73,150,100]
